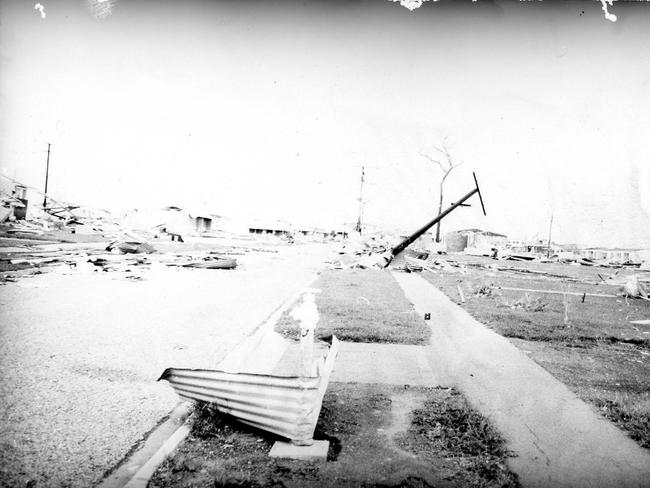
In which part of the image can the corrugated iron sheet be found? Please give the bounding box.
[159,336,340,444]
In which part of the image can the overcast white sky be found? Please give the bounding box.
[1,0,649,247]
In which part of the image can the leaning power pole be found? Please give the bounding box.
[43,143,51,208]
[355,165,365,234]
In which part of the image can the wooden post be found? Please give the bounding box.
[290,290,321,446]
[300,313,315,377]
[290,291,320,377]
[457,284,465,303]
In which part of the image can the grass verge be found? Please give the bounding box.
[149,383,518,488]
[420,259,650,449]
[275,269,430,345]
[594,394,650,449]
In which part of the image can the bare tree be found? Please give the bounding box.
[420,138,463,243]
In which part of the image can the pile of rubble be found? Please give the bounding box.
[327,234,393,270]
[0,234,244,285]
[1,199,123,241]
[621,275,649,300]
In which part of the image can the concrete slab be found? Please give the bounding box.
[393,271,650,488]
[331,342,439,386]
[272,341,439,387]
[269,440,329,461]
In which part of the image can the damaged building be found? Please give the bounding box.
[444,229,508,254]
[121,206,228,239]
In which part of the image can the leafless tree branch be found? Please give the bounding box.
[419,152,446,173]
[419,137,463,243]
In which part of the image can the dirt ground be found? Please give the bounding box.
[0,240,333,488]
[149,383,519,488]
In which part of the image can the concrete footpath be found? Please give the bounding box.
[393,271,650,488]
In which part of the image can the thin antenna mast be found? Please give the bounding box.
[547,213,554,258]
[355,165,365,234]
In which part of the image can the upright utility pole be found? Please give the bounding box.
[43,143,51,208]
[546,213,554,258]
[355,165,365,234]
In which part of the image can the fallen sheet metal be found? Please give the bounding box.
[181,257,237,269]
[159,336,340,445]
[106,240,155,254]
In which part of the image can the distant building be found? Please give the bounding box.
[444,229,508,253]
[248,219,293,237]
[1,184,28,222]
[190,214,214,233]
[294,228,348,240]
[580,248,642,264]
[12,185,28,220]
[121,206,224,237]
[506,239,555,256]
[248,221,349,241]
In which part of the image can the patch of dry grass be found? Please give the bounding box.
[275,269,430,345]
[594,393,650,449]
[422,270,650,346]
[397,390,508,456]
[422,261,650,449]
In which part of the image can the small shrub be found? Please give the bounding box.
[512,294,548,312]
[475,284,495,297]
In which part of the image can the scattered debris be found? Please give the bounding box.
[504,254,536,262]
[512,293,548,312]
[352,252,392,270]
[622,275,649,300]
[356,296,370,306]
[123,274,145,281]
[403,257,425,272]
[10,257,60,266]
[181,257,237,270]
[498,287,618,299]
[105,240,155,254]
[404,249,429,261]
[327,259,347,270]
[475,283,496,297]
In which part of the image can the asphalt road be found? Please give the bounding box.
[0,242,331,487]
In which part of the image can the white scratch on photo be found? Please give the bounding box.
[600,0,617,22]
[87,0,115,19]
[34,3,46,19]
